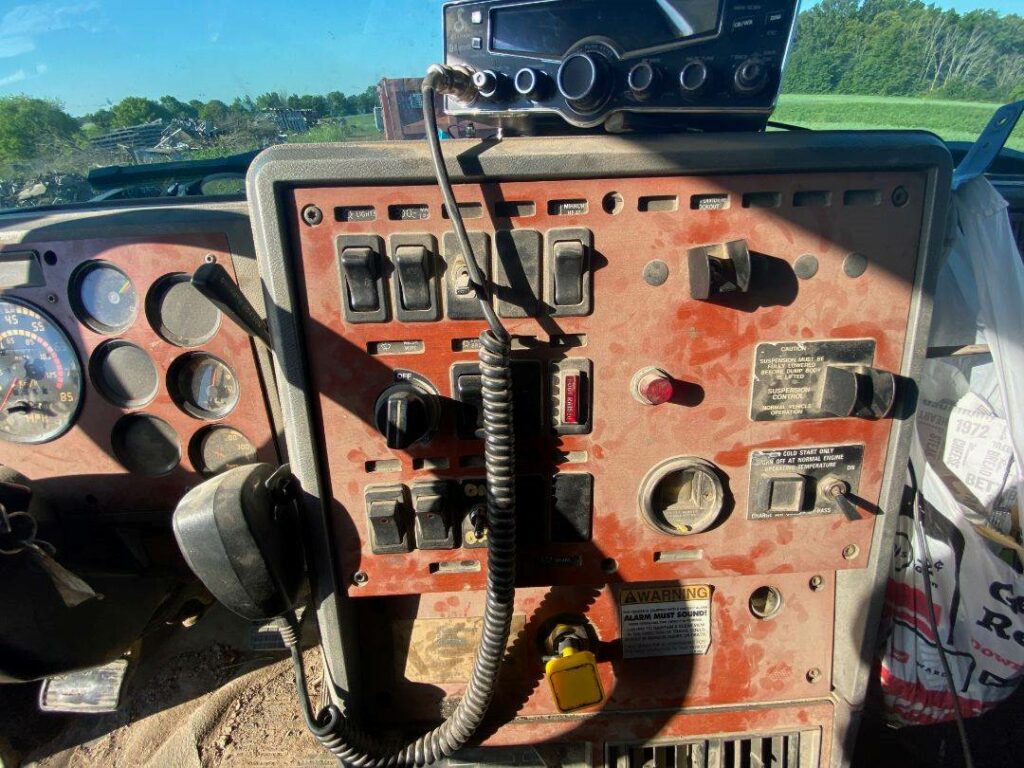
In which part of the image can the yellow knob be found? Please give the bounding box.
[544,647,604,713]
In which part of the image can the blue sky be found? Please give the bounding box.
[0,0,1017,116]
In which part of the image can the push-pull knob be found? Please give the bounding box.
[818,365,896,419]
[687,239,752,300]
[374,383,438,449]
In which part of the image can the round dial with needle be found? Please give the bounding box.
[0,298,83,443]
[169,353,239,419]
[70,261,138,334]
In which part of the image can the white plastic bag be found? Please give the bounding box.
[879,177,1024,726]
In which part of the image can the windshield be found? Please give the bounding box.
[0,0,1020,210]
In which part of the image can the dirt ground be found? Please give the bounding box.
[2,607,337,768]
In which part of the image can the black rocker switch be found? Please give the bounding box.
[340,246,381,312]
[552,239,586,305]
[394,244,432,311]
[687,239,752,300]
[365,485,409,554]
[411,481,455,549]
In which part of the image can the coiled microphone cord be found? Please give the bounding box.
[286,65,517,767]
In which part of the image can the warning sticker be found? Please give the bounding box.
[619,584,712,659]
[750,339,875,421]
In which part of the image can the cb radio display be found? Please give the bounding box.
[491,0,722,57]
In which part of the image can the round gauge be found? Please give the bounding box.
[169,353,239,419]
[70,261,138,334]
[0,298,83,444]
[191,426,257,475]
[90,340,159,408]
[146,273,220,347]
[111,413,180,476]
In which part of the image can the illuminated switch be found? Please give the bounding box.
[768,474,808,514]
[551,359,592,435]
[563,373,581,425]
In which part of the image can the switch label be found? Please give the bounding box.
[750,339,875,421]
[619,583,712,658]
[747,444,865,520]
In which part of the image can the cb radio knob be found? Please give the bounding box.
[557,52,610,112]
[679,60,711,98]
[514,67,550,100]
[733,58,771,96]
[472,70,508,100]
[627,62,659,100]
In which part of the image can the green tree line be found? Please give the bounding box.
[786,0,1024,101]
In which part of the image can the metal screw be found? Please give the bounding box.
[809,575,825,591]
[353,570,369,586]
[842,544,859,560]
[891,186,909,207]
[46,293,57,304]
[301,204,324,226]
[806,668,822,683]
[204,254,216,264]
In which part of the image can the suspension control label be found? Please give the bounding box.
[619,584,712,658]
[750,339,875,421]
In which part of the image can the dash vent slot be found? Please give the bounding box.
[606,728,821,768]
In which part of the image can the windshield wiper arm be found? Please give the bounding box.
[87,150,259,192]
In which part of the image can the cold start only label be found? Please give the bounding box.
[750,339,875,421]
[619,584,712,659]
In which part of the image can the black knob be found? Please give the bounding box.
[627,62,659,100]
[472,70,507,100]
[557,52,610,112]
[514,67,549,100]
[679,60,711,97]
[733,58,771,95]
[374,383,437,449]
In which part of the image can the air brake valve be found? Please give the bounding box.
[543,623,604,714]
[631,367,675,406]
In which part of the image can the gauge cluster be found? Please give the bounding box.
[0,230,277,516]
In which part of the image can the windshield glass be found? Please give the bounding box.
[0,0,1020,210]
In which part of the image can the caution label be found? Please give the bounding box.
[619,584,712,659]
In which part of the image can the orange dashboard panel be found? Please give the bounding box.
[0,233,276,516]
[287,171,926,598]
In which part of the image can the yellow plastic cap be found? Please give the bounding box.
[544,648,604,713]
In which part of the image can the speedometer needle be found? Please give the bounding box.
[0,378,18,412]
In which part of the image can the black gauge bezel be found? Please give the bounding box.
[145,272,221,348]
[89,339,159,409]
[189,425,257,476]
[167,352,240,420]
[69,260,139,335]
[110,413,181,476]
[0,297,84,444]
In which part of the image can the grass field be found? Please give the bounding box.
[774,94,1023,151]
[289,99,1023,152]
[286,112,382,143]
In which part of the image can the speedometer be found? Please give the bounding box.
[0,298,82,443]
